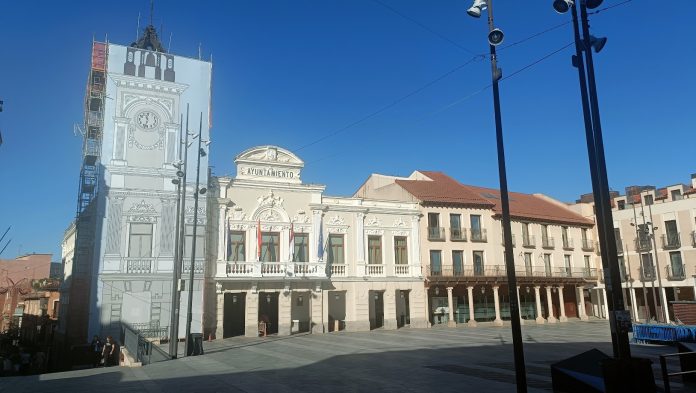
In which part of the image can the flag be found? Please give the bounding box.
[317,219,324,260]
[257,219,262,261]
[289,223,295,262]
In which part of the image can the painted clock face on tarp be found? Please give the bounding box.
[131,110,163,150]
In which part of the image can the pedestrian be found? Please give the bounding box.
[102,336,114,367]
[18,347,31,375]
[90,335,103,367]
[110,339,121,367]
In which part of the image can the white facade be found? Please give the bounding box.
[207,146,427,338]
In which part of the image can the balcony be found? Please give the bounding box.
[426,264,598,281]
[364,264,385,277]
[635,237,652,252]
[666,265,686,281]
[661,233,681,250]
[501,233,516,247]
[450,227,467,242]
[562,238,574,251]
[220,261,327,279]
[581,238,595,252]
[542,236,555,249]
[639,266,656,281]
[428,227,446,241]
[470,228,487,243]
[126,259,152,274]
[329,264,346,277]
[522,235,536,248]
[182,259,205,274]
[393,264,415,277]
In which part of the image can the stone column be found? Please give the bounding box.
[384,290,398,330]
[311,289,326,334]
[356,212,366,264]
[446,287,456,327]
[217,204,227,262]
[534,286,545,324]
[558,286,568,322]
[215,292,224,339]
[311,210,323,263]
[577,286,588,321]
[602,288,609,319]
[516,286,524,325]
[278,291,292,336]
[245,291,259,337]
[660,286,671,323]
[467,286,477,327]
[546,286,557,323]
[492,286,503,326]
[629,287,640,323]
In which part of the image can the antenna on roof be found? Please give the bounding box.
[150,0,155,26]
[198,43,202,60]
[168,32,173,52]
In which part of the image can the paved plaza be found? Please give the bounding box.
[0,320,687,392]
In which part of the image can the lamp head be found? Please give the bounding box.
[553,0,574,13]
[199,187,207,195]
[466,0,487,18]
[176,170,185,178]
[199,148,207,157]
[171,179,180,185]
[589,35,607,53]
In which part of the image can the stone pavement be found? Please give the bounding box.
[0,320,687,392]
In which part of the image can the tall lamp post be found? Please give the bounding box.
[184,113,209,357]
[466,1,527,391]
[168,105,190,359]
[553,0,631,359]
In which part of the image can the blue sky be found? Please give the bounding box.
[0,0,694,259]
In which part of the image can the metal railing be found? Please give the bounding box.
[522,234,535,248]
[450,227,467,241]
[428,227,446,241]
[542,236,555,249]
[581,238,595,251]
[426,264,598,279]
[635,237,652,252]
[562,238,574,250]
[660,351,696,393]
[501,233,516,247]
[470,228,487,242]
[666,265,686,281]
[122,323,170,366]
[661,233,681,249]
[640,266,656,281]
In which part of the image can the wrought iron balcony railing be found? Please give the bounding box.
[522,235,536,248]
[428,227,446,241]
[470,228,487,242]
[450,227,467,241]
[581,238,595,252]
[635,237,652,252]
[666,265,686,281]
[426,264,598,280]
[639,266,656,281]
[542,236,555,249]
[661,233,681,250]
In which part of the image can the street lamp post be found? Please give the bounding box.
[556,0,631,360]
[466,1,527,391]
[184,113,208,357]
[168,105,189,359]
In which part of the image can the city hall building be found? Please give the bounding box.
[207,146,428,338]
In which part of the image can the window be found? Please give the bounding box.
[541,224,549,242]
[671,190,683,201]
[522,223,530,240]
[261,232,280,262]
[584,255,591,270]
[640,253,654,278]
[524,252,532,275]
[427,213,440,228]
[644,194,653,206]
[128,223,153,258]
[293,233,309,262]
[581,228,588,242]
[327,234,345,264]
[394,236,408,264]
[617,200,626,210]
[452,250,463,275]
[430,250,442,275]
[618,256,626,279]
[665,220,678,237]
[564,255,572,276]
[470,215,481,232]
[368,236,382,264]
[473,251,484,275]
[543,253,552,276]
[450,214,464,240]
[669,252,684,277]
[614,228,623,250]
[228,231,245,262]
[184,225,205,258]
[562,226,571,248]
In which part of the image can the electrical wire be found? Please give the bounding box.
[589,0,633,15]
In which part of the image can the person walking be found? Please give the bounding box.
[101,336,114,367]
[90,335,103,367]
